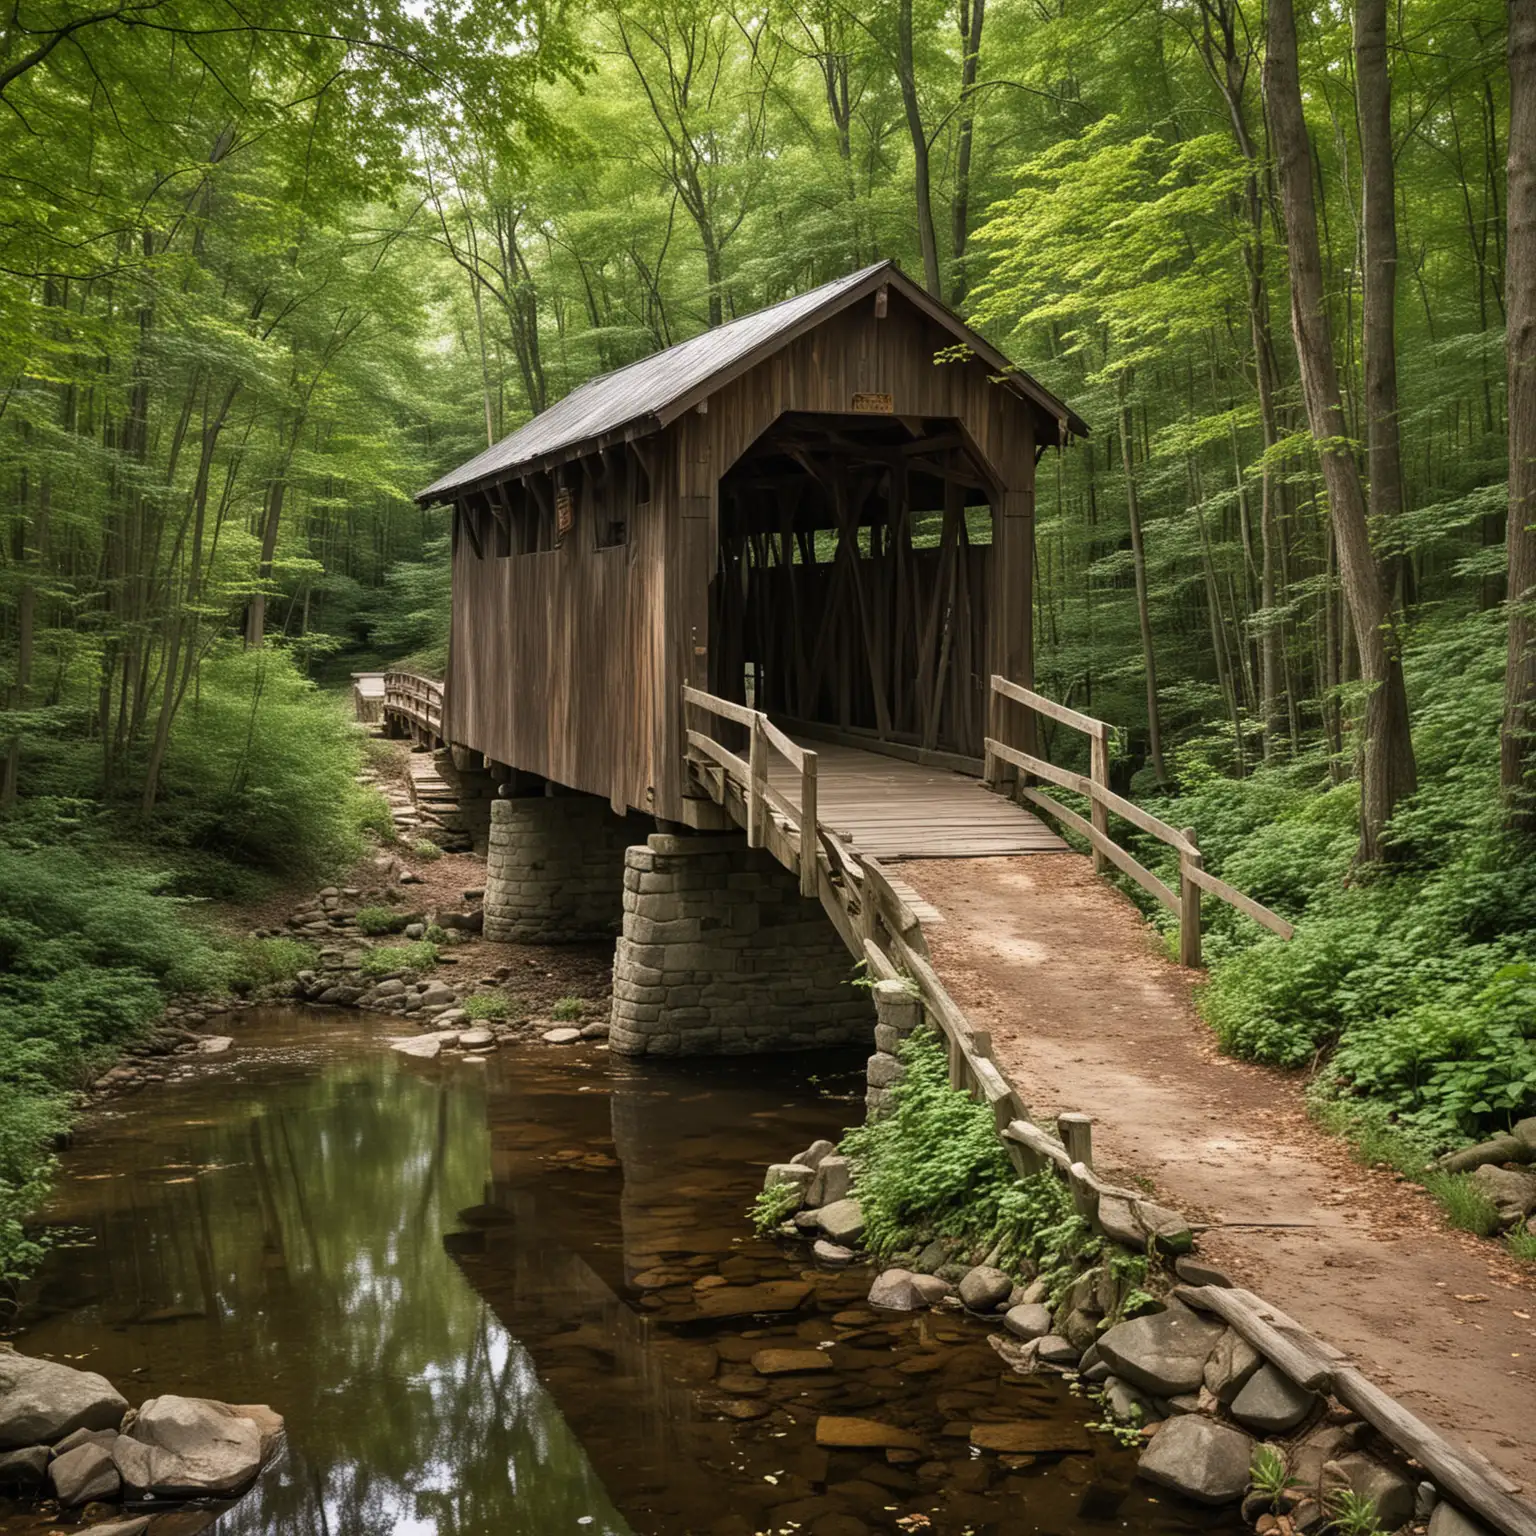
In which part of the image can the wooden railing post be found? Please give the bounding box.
[798,749,819,896]
[747,714,766,849]
[1058,1111,1094,1169]
[984,676,1001,790]
[1089,725,1110,875]
[1179,825,1203,968]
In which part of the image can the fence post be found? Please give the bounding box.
[1090,725,1110,874]
[798,750,819,897]
[984,677,1000,789]
[1179,825,1203,968]
[1057,1111,1093,1169]
[747,715,766,849]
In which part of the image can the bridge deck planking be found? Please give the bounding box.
[766,739,1066,862]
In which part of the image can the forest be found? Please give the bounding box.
[0,0,1533,1274]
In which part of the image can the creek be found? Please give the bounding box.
[3,1005,1233,1536]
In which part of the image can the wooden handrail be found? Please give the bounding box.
[682,685,820,897]
[988,676,1292,962]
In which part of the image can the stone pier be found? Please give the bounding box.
[483,793,650,944]
[608,833,872,1056]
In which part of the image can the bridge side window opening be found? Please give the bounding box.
[469,477,559,556]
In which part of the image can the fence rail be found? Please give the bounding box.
[985,674,1294,963]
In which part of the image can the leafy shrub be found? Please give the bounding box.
[227,937,316,993]
[424,923,450,944]
[411,838,443,861]
[1508,1228,1536,1264]
[461,990,524,1021]
[751,1180,803,1235]
[155,646,372,878]
[355,906,406,935]
[358,941,438,979]
[552,996,585,1022]
[840,1029,1097,1281]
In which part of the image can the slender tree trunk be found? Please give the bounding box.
[1120,375,1166,785]
[1504,0,1536,828]
[949,0,985,306]
[897,0,942,297]
[1265,0,1415,861]
[1354,0,1407,579]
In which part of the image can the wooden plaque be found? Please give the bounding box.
[555,488,574,539]
[851,392,893,414]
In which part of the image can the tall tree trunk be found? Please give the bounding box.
[1265,0,1416,861]
[1504,0,1536,829]
[949,0,985,306]
[897,0,942,297]
[1120,375,1167,785]
[1354,0,1407,577]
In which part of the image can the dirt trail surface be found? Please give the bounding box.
[901,852,1536,1486]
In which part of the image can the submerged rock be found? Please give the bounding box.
[868,1269,921,1310]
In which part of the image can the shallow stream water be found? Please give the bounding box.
[4,1006,1237,1536]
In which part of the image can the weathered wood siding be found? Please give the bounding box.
[444,288,1045,822]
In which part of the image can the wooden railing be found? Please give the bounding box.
[383,671,444,741]
[682,686,821,897]
[676,684,1536,1536]
[985,674,1293,966]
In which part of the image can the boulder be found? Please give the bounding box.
[68,1521,149,1536]
[1513,1116,1536,1153]
[1104,1376,1164,1426]
[813,1240,854,1267]
[49,1441,121,1504]
[1289,1426,1354,1495]
[389,1035,441,1059]
[51,1424,120,1456]
[196,1036,234,1054]
[792,1139,836,1169]
[0,1352,127,1448]
[908,1274,952,1306]
[1436,1134,1532,1174]
[807,1154,852,1208]
[1136,1415,1253,1505]
[542,1027,582,1045]
[1321,1454,1416,1530]
[128,1395,264,1496]
[458,1028,495,1050]
[0,1444,48,1489]
[1468,1164,1536,1225]
[1096,1305,1225,1397]
[957,1266,1012,1312]
[1097,1194,1147,1251]
[1036,1336,1081,1367]
[1429,1504,1495,1536]
[869,1269,922,1310]
[1003,1303,1054,1342]
[764,1164,815,1203]
[1174,1256,1234,1289]
[1229,1363,1318,1434]
[1202,1328,1262,1404]
[816,1198,863,1245]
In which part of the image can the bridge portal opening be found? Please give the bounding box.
[711,411,1000,763]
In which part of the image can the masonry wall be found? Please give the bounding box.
[609,833,872,1056]
[483,794,649,943]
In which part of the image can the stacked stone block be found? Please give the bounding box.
[609,833,872,1056]
[432,748,495,853]
[865,978,921,1116]
[483,794,647,943]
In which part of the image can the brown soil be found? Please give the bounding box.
[901,853,1536,1485]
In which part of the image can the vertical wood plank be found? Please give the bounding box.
[799,749,819,897]
[1058,1112,1093,1169]
[747,715,766,848]
[1090,727,1110,875]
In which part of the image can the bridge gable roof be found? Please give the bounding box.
[418,261,1085,503]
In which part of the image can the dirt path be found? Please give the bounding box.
[901,853,1536,1486]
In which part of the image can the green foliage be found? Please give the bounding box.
[0,842,241,1278]
[358,941,439,980]
[751,1181,803,1236]
[423,923,451,945]
[156,649,373,879]
[840,1029,1097,1278]
[227,937,318,994]
[1507,1228,1536,1264]
[1421,1171,1501,1238]
[551,997,586,1022]
[1250,1446,1299,1510]
[460,990,525,1022]
[1326,1489,1383,1536]
[411,839,444,862]
[356,906,407,936]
